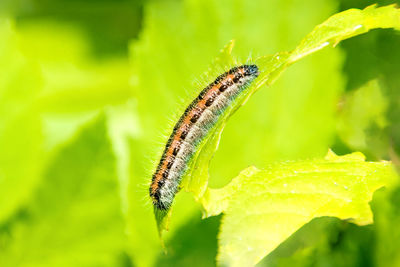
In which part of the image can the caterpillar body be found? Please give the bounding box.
[150,64,259,211]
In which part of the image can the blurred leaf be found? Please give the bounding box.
[0,18,45,224]
[14,21,132,114]
[155,214,221,267]
[2,0,144,56]
[0,117,128,267]
[0,17,132,225]
[202,151,397,266]
[105,101,142,213]
[257,217,373,267]
[371,186,400,266]
[337,79,388,154]
[337,1,400,164]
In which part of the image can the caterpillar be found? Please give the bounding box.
[150,64,259,211]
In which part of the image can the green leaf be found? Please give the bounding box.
[0,17,132,224]
[0,18,45,224]
[371,186,400,266]
[337,3,400,161]
[190,4,400,211]
[186,8,400,265]
[129,0,345,241]
[185,3,398,194]
[203,151,397,267]
[337,79,388,152]
[256,217,373,267]
[288,4,400,65]
[140,1,399,233]
[155,213,221,267]
[0,117,127,267]
[128,1,400,264]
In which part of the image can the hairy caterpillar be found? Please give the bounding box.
[150,65,259,211]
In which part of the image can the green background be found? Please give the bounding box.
[0,0,400,266]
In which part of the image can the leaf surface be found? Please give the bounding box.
[206,151,397,266]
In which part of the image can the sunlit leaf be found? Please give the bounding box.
[192,3,400,209]
[127,0,344,262]
[205,151,397,266]
[128,1,400,266]
[188,5,399,265]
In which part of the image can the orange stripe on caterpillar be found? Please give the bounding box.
[150,65,259,211]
